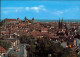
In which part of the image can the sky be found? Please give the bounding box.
[1,1,80,20]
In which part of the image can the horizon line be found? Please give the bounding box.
[1,18,80,20]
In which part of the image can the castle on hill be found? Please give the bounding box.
[2,17,34,24]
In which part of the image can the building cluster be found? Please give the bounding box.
[0,17,80,55]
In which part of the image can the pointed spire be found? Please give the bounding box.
[59,17,60,22]
[59,18,61,29]
[61,18,63,29]
[25,16,27,20]
[62,18,63,22]
[17,17,19,20]
[32,17,34,20]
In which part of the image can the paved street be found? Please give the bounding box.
[0,44,28,57]
[8,44,24,57]
[24,45,27,57]
[16,44,24,57]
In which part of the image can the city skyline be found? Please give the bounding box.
[1,1,80,20]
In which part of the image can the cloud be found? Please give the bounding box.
[2,10,19,14]
[49,7,80,18]
[53,11,63,15]
[3,11,9,14]
[52,7,80,16]
[25,5,46,13]
[58,7,80,14]
[25,7,29,11]
[2,5,46,14]
[2,7,24,10]
[31,7,40,13]
[2,5,79,16]
[2,7,24,14]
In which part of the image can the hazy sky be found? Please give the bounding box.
[1,1,80,20]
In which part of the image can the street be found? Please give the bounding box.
[24,45,27,57]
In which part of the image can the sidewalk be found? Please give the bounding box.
[24,45,27,57]
[6,44,24,57]
[0,44,24,57]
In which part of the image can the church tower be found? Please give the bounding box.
[25,16,28,22]
[17,17,19,21]
[58,18,63,29]
[61,18,63,29]
[32,17,34,23]
[25,16,27,20]
[58,18,61,29]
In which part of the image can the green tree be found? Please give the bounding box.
[0,41,11,50]
[20,35,28,43]
[26,38,77,57]
[0,22,3,27]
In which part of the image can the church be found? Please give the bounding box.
[24,17,34,24]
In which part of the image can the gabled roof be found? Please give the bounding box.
[19,24,25,26]
[0,46,7,53]
[41,27,48,31]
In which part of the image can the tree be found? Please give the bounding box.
[20,35,28,43]
[26,38,77,57]
[0,41,11,50]
[62,48,77,57]
[0,22,3,27]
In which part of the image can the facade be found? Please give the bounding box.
[61,42,67,48]
[2,18,20,24]
[25,17,34,24]
[2,17,34,25]
[76,39,80,47]
[74,39,77,46]
[6,38,20,48]
[74,38,80,47]
[0,46,7,56]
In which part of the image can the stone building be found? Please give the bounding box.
[2,18,20,24]
[24,17,34,24]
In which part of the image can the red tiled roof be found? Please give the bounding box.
[5,19,17,21]
[59,31,65,33]
[19,24,25,26]
[25,33,30,36]
[53,36,59,38]
[41,32,48,35]
[0,46,7,53]
[41,27,48,31]
[2,31,6,34]
[30,31,41,38]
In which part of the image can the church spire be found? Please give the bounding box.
[59,18,60,21]
[58,18,61,29]
[62,18,63,22]
[25,16,27,20]
[32,17,34,20]
[61,18,63,29]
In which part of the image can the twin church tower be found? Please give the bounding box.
[58,18,63,29]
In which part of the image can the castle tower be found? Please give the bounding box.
[58,18,61,29]
[25,16,28,22]
[17,17,19,21]
[25,16,27,20]
[32,17,34,20]
[32,17,34,23]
